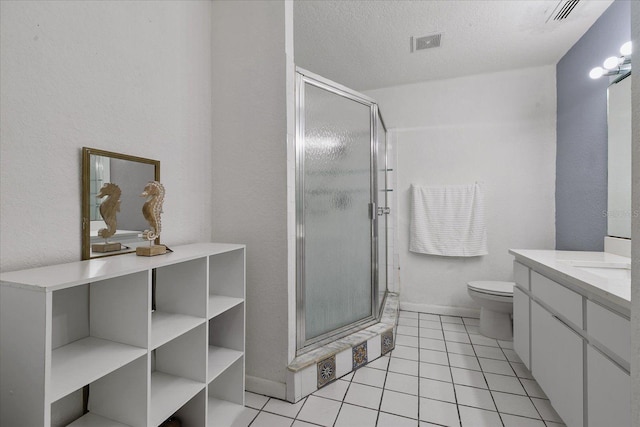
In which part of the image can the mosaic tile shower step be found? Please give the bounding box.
[352,341,368,370]
[287,293,399,402]
[316,355,336,388]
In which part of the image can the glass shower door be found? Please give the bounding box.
[297,71,375,347]
[375,108,388,315]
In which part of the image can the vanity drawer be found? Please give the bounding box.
[531,271,582,328]
[513,261,530,291]
[586,300,630,364]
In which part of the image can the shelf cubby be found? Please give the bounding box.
[208,249,245,320]
[50,338,147,404]
[155,257,208,318]
[209,303,244,353]
[66,412,131,427]
[208,295,244,320]
[86,355,147,427]
[1,243,245,427]
[152,257,208,349]
[208,346,244,384]
[207,397,246,427]
[150,311,206,350]
[150,323,207,426]
[150,372,204,427]
[172,389,206,427]
[89,272,150,348]
[207,358,245,427]
[50,271,149,403]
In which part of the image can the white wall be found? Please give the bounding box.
[211,0,291,397]
[366,66,556,314]
[630,2,640,424]
[0,0,213,272]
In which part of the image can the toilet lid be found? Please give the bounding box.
[468,281,514,296]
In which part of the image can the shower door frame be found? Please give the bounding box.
[295,67,386,352]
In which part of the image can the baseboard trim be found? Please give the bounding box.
[400,301,480,318]
[246,375,287,400]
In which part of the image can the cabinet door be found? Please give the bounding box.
[514,261,530,291]
[531,302,583,427]
[513,287,530,368]
[587,346,630,427]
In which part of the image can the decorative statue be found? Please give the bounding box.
[136,180,167,256]
[91,183,122,253]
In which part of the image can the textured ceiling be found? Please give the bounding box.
[294,0,614,91]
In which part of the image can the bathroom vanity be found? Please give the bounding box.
[510,249,630,427]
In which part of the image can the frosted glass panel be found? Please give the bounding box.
[303,82,372,341]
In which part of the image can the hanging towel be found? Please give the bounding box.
[409,183,488,257]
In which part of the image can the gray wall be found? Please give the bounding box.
[556,0,630,250]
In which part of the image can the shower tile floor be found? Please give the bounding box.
[233,310,567,427]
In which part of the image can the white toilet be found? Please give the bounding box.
[467,281,514,340]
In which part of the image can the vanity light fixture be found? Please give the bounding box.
[621,41,632,56]
[589,41,632,79]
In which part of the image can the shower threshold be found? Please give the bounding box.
[286,293,399,402]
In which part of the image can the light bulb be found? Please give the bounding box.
[603,56,619,70]
[620,41,632,56]
[589,67,604,79]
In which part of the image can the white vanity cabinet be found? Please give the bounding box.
[587,346,631,427]
[511,254,631,427]
[512,286,530,368]
[530,301,583,427]
[0,243,246,427]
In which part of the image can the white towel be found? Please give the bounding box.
[409,183,488,257]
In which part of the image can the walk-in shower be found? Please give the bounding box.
[296,68,390,352]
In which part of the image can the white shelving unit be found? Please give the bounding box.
[0,243,246,427]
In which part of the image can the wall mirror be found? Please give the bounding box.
[607,75,632,239]
[82,147,160,259]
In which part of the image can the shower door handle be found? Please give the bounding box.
[377,206,391,216]
[370,204,391,218]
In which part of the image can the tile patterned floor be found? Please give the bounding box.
[232,311,567,427]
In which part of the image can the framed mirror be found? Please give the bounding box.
[607,74,631,239]
[82,147,160,260]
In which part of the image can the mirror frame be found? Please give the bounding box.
[82,147,161,260]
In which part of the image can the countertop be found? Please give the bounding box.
[509,249,631,315]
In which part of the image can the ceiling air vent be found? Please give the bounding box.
[546,0,580,22]
[410,33,442,53]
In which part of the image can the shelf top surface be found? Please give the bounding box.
[1,243,245,292]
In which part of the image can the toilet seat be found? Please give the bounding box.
[467,281,514,297]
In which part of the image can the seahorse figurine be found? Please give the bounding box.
[140,181,165,243]
[96,183,121,240]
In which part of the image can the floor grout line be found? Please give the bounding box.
[244,311,564,427]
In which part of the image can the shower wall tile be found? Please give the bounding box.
[286,368,301,402]
[336,348,353,379]
[317,355,337,388]
[352,342,368,370]
[382,328,395,355]
[368,335,382,361]
[301,364,318,399]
